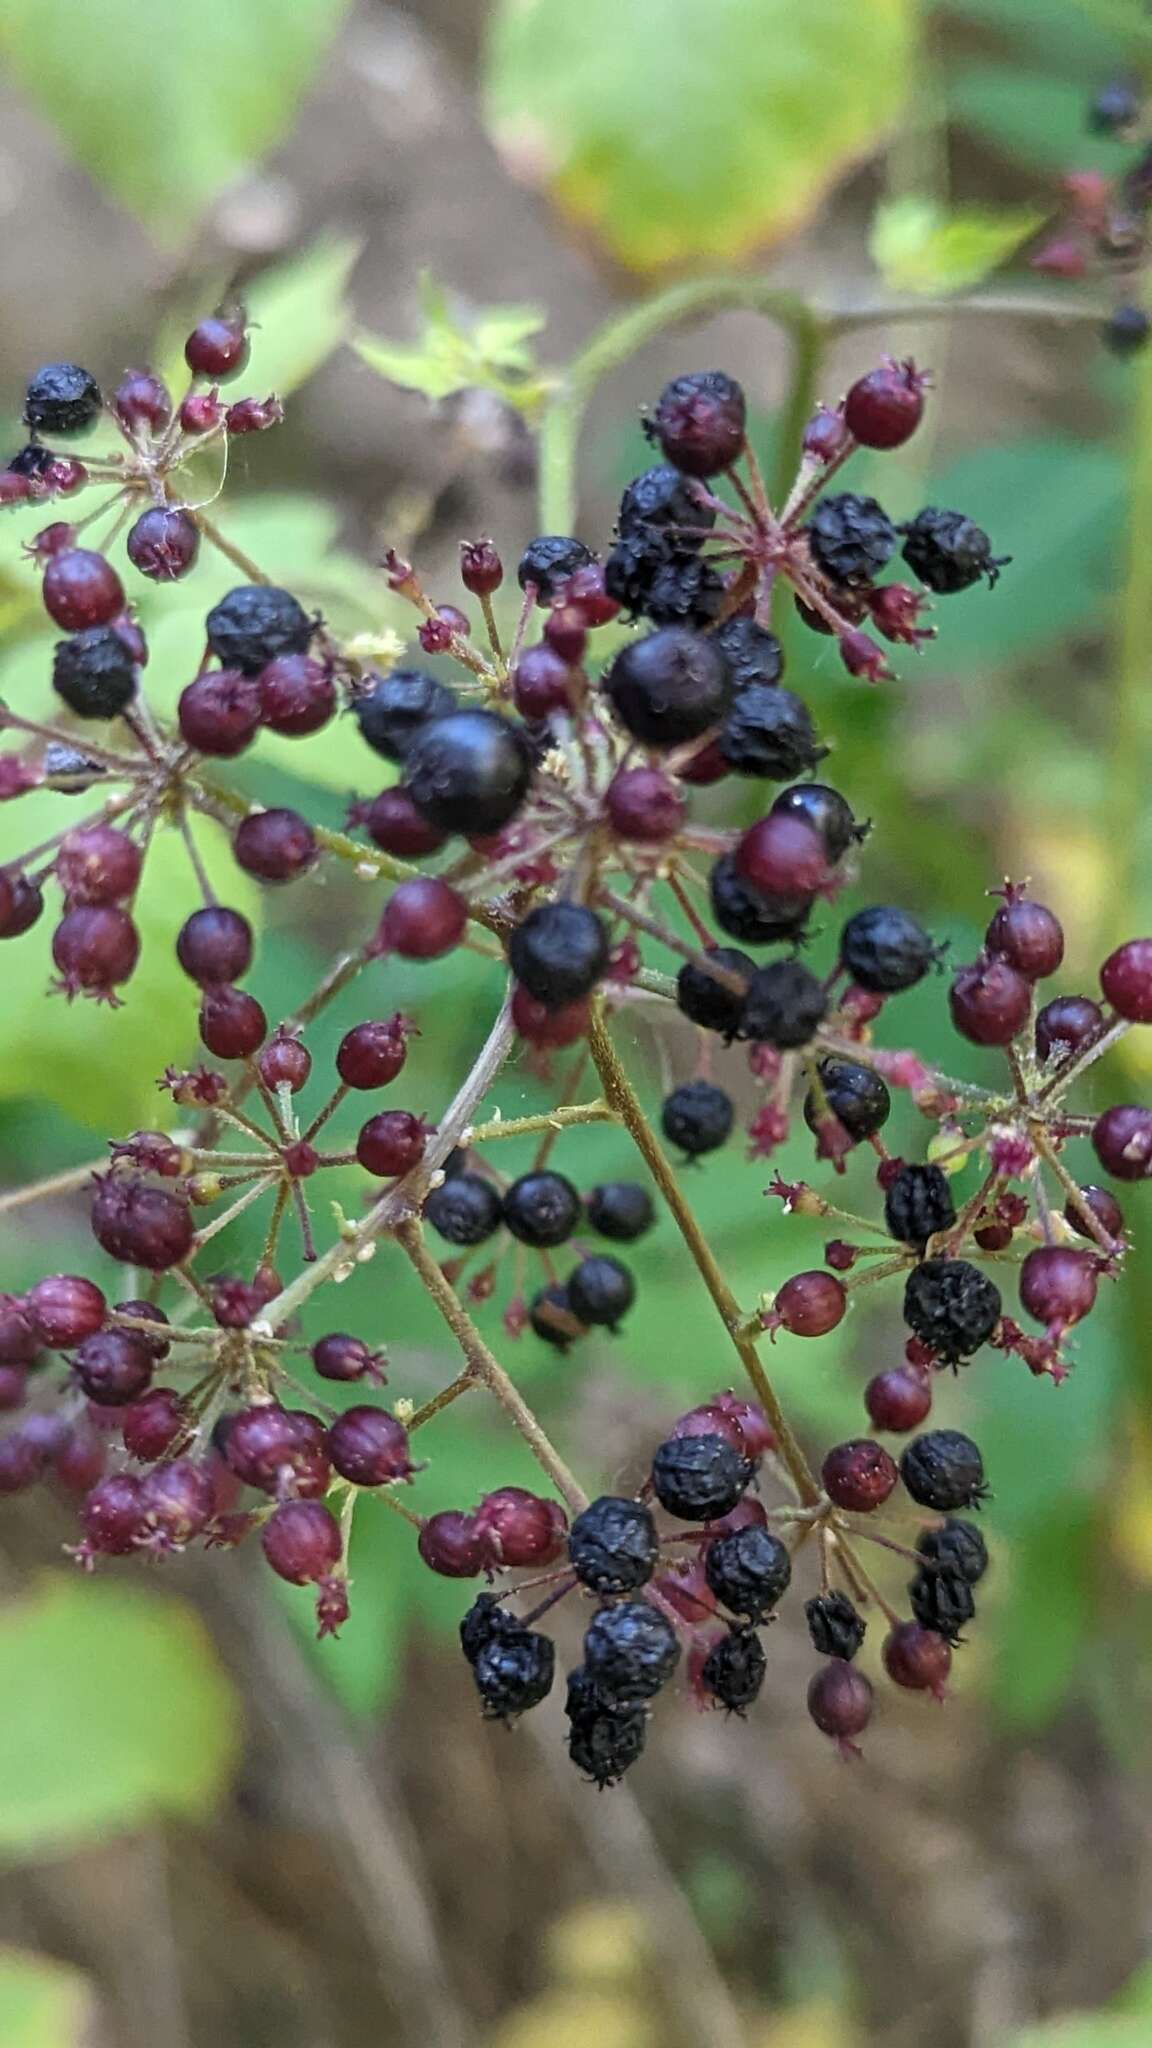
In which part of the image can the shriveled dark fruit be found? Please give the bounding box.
[650,1431,753,1521]
[205,585,312,673]
[718,684,826,781]
[582,1599,680,1703]
[354,669,457,761]
[805,1590,866,1660]
[901,506,1007,594]
[700,1627,767,1713]
[807,492,898,587]
[740,958,827,1049]
[903,1259,1001,1363]
[517,535,595,602]
[884,1163,957,1247]
[565,1668,648,1785]
[471,1627,555,1722]
[908,1565,975,1643]
[714,616,784,689]
[568,1496,659,1593]
[916,1517,989,1585]
[703,1523,792,1619]
[900,1428,988,1512]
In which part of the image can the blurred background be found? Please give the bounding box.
[1,0,1151,2043]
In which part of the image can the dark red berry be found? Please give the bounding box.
[949,956,1031,1046]
[822,1438,898,1511]
[418,1509,485,1577]
[459,538,503,596]
[311,1333,384,1383]
[25,1273,106,1351]
[199,985,267,1059]
[864,1367,932,1432]
[138,1458,216,1546]
[802,406,849,462]
[262,1500,342,1584]
[650,370,746,477]
[90,1174,194,1270]
[807,1661,874,1743]
[74,1329,154,1405]
[176,905,253,985]
[122,1388,189,1460]
[179,391,225,435]
[511,986,590,1046]
[42,549,124,631]
[1093,1104,1152,1180]
[1019,1245,1099,1328]
[0,1365,27,1409]
[735,812,830,899]
[883,1620,952,1696]
[233,808,317,882]
[1100,938,1152,1022]
[512,643,575,720]
[772,1270,846,1337]
[356,1110,427,1177]
[1065,1184,1124,1243]
[178,670,261,756]
[56,824,141,905]
[1035,994,1103,1064]
[185,315,250,382]
[126,506,199,581]
[326,1406,413,1486]
[81,1472,146,1555]
[0,872,43,940]
[605,766,685,844]
[0,1296,41,1364]
[357,787,447,857]
[842,359,927,449]
[226,396,283,435]
[52,904,139,997]
[336,1018,410,1089]
[475,1486,567,1567]
[985,895,1064,980]
[258,1028,311,1092]
[223,1404,329,1497]
[258,654,336,737]
[378,877,467,958]
[112,369,171,432]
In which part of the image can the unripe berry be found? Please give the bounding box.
[176,906,253,986]
[122,1388,189,1461]
[1093,1104,1152,1180]
[475,1486,567,1567]
[56,824,141,905]
[311,1333,384,1383]
[178,670,261,756]
[336,1017,410,1089]
[1100,938,1152,1022]
[326,1407,413,1486]
[179,390,226,435]
[258,654,336,737]
[650,370,746,476]
[81,1472,146,1555]
[883,1620,951,1696]
[418,1508,485,1577]
[734,811,830,898]
[91,1176,194,1270]
[357,787,447,858]
[356,1110,427,1177]
[26,1273,106,1348]
[185,314,250,382]
[1035,994,1102,1063]
[771,1270,846,1337]
[262,1500,342,1583]
[378,877,467,959]
[42,550,124,631]
[864,1367,932,1432]
[233,808,317,882]
[459,538,503,596]
[949,956,1031,1046]
[112,369,172,432]
[52,904,139,997]
[821,1438,898,1511]
[510,986,590,1047]
[842,359,927,449]
[807,1661,874,1744]
[512,643,573,719]
[605,766,685,844]
[985,895,1064,981]
[1066,1184,1124,1243]
[199,985,267,1059]
[1019,1245,1099,1329]
[74,1330,154,1405]
[126,507,199,581]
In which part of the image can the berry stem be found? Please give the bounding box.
[0,1159,104,1215]
[464,1100,617,1145]
[191,513,271,587]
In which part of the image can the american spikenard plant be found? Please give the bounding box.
[0,260,1143,1782]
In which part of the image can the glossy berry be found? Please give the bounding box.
[587,1181,654,1243]
[1066,1184,1124,1243]
[900,1429,986,1512]
[700,1626,767,1713]
[649,370,746,477]
[841,905,937,993]
[57,825,141,905]
[311,1334,384,1384]
[378,877,466,959]
[0,873,42,940]
[713,616,784,690]
[703,1523,791,1619]
[901,507,1006,593]
[111,369,171,433]
[843,359,926,449]
[604,626,730,746]
[807,1661,874,1743]
[865,1367,932,1433]
[803,1058,890,1145]
[709,854,811,947]
[73,1329,154,1405]
[583,1600,679,1703]
[567,1255,635,1328]
[528,1283,584,1349]
[606,766,685,843]
[1019,1245,1099,1328]
[1100,938,1152,1022]
[259,1029,311,1093]
[402,708,532,836]
[903,1259,1001,1363]
[511,643,575,720]
[262,1500,342,1585]
[176,906,253,986]
[336,1018,410,1089]
[650,1431,752,1521]
[474,1487,567,1568]
[807,492,897,586]
[772,1270,847,1337]
[1104,306,1151,357]
[1035,994,1103,1063]
[424,1172,503,1247]
[510,987,590,1047]
[565,1670,647,1785]
[418,1510,485,1577]
[185,315,250,381]
[178,670,261,756]
[507,902,609,1010]
[223,1405,329,1496]
[356,1110,427,1178]
[90,1175,194,1270]
[26,1273,106,1348]
[199,985,267,1059]
[42,550,124,631]
[916,1517,988,1585]
[52,904,139,997]
[661,1080,733,1157]
[822,1438,898,1512]
[233,808,317,882]
[741,958,828,1049]
[459,538,502,596]
[358,787,447,858]
[805,1590,866,1660]
[355,670,457,761]
[735,812,830,899]
[985,896,1064,980]
[884,1163,956,1247]
[568,1495,657,1594]
[908,1565,974,1643]
[257,654,335,737]
[205,586,312,674]
[121,1388,188,1461]
[472,1627,555,1722]
[326,1407,413,1486]
[516,535,595,602]
[719,685,824,782]
[949,956,1032,1046]
[502,1170,581,1247]
[24,363,102,436]
[126,507,199,581]
[676,945,752,1039]
[53,626,137,719]
[81,1472,146,1555]
[883,1620,952,1696]
[1093,1104,1152,1180]
[138,1459,216,1547]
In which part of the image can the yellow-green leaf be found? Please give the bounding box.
[0,1950,97,2048]
[354,275,550,414]
[870,198,1044,296]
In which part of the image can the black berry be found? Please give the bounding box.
[604,626,731,746]
[903,1259,1001,1363]
[805,1590,866,1660]
[676,945,752,1039]
[718,684,825,780]
[355,669,457,761]
[803,1058,890,1144]
[471,1627,555,1721]
[703,1523,791,1619]
[740,958,827,1049]
[908,1565,975,1643]
[567,1256,635,1328]
[900,1428,988,1511]
[204,586,313,674]
[714,616,784,689]
[807,492,897,586]
[700,1626,766,1712]
[586,1181,654,1243]
[565,1668,648,1785]
[52,627,137,719]
[709,853,811,947]
[884,1163,957,1247]
[508,902,610,1010]
[582,1599,680,1703]
[528,1282,585,1349]
[424,1172,503,1246]
[517,535,595,602]
[502,1171,581,1248]
[661,1080,733,1157]
[568,1495,658,1593]
[402,708,533,837]
[901,507,1007,593]
[916,1517,989,1585]
[24,363,102,436]
[1104,306,1151,357]
[771,782,864,863]
[840,905,937,993]
[458,1592,512,1664]
[650,1431,752,1521]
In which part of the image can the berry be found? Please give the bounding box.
[528,1282,584,1349]
[233,808,317,882]
[1090,78,1142,132]
[424,1172,502,1246]
[986,896,1064,981]
[1019,1245,1099,1329]
[223,1405,329,1497]
[805,1590,866,1660]
[458,1592,510,1663]
[122,1388,188,1460]
[199,985,267,1059]
[24,363,102,436]
[901,507,1006,593]
[843,359,927,449]
[176,906,253,986]
[735,812,830,899]
[358,787,447,858]
[112,369,171,433]
[882,1620,952,1695]
[807,492,897,586]
[630,552,726,629]
[517,535,595,601]
[6,444,53,479]
[709,853,811,947]
[772,1270,847,1337]
[178,670,261,756]
[884,1163,956,1247]
[52,904,139,997]
[1066,1184,1124,1243]
[565,1670,648,1785]
[138,1459,216,1547]
[567,1255,635,1328]
[73,1329,154,1405]
[1093,1104,1152,1180]
[459,538,502,596]
[803,406,850,462]
[52,626,137,719]
[502,1171,581,1247]
[90,1175,194,1270]
[510,987,590,1046]
[807,1661,874,1743]
[803,1058,890,1144]
[1100,938,1152,1022]
[125,507,199,581]
[355,670,457,761]
[568,1496,658,1593]
[840,905,937,993]
[257,654,335,737]
[81,1472,146,1555]
[262,1500,342,1584]
[336,1018,409,1089]
[0,1297,41,1364]
[402,708,532,836]
[697,1625,768,1713]
[1104,306,1150,356]
[1035,994,1102,1063]
[326,1406,413,1486]
[718,684,825,781]
[660,1080,733,1156]
[606,766,685,843]
[903,1259,1001,1362]
[0,873,42,940]
[864,1367,932,1433]
[259,1029,311,1093]
[418,1510,485,1577]
[587,1181,654,1243]
[311,1333,383,1383]
[185,315,250,381]
[42,550,124,631]
[949,956,1032,1046]
[676,945,752,1039]
[618,463,714,542]
[697,1395,774,1462]
[472,1628,555,1721]
[582,1600,680,1703]
[511,643,575,719]
[507,902,609,1010]
[703,1524,791,1619]
[649,370,746,477]
[713,616,784,690]
[908,1566,974,1643]
[822,1438,898,1512]
[916,1517,988,1585]
[475,1487,567,1568]
[900,1429,987,1511]
[205,586,312,674]
[378,876,466,958]
[740,958,828,1049]
[26,1273,106,1348]
[57,824,141,905]
[650,1431,752,1521]
[604,626,731,746]
[356,1110,426,1178]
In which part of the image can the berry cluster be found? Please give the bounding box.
[1032,77,1152,353]
[0,325,1143,1785]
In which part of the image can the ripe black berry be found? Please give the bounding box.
[807,492,897,586]
[840,905,937,993]
[900,1428,987,1511]
[458,1592,511,1664]
[567,1256,635,1328]
[676,946,752,1039]
[24,363,102,436]
[771,782,864,863]
[1104,305,1151,357]
[502,1171,581,1248]
[718,684,825,780]
[604,626,731,746]
[908,1565,975,1643]
[661,1080,733,1157]
[565,1668,648,1785]
[650,1431,752,1521]
[884,1162,956,1247]
[901,507,1007,593]
[402,708,532,836]
[649,369,746,477]
[714,616,784,689]
[354,669,457,761]
[740,958,828,1049]
[618,463,713,541]
[424,1172,503,1246]
[703,1524,791,1619]
[903,1258,1001,1363]
[916,1517,988,1585]
[700,1626,766,1713]
[507,902,609,1010]
[582,1599,680,1703]
[803,1058,890,1144]
[805,1590,866,1660]
[517,535,595,602]
[568,1495,658,1593]
[637,552,727,629]
[528,1282,584,1349]
[52,626,138,719]
[205,585,313,674]
[709,854,811,947]
[586,1181,654,1243]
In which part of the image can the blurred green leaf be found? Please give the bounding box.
[1010,2021,1152,2047]
[0,1949,96,2048]
[0,1577,240,1858]
[354,275,551,415]
[949,64,1124,172]
[946,0,1136,68]
[484,0,913,274]
[0,0,350,243]
[870,198,1044,294]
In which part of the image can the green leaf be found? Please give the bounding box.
[0,1577,240,1859]
[0,1950,97,2048]
[870,198,1044,295]
[949,64,1125,174]
[353,276,550,414]
[483,0,913,274]
[0,0,350,243]
[1009,2022,1152,2048]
